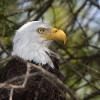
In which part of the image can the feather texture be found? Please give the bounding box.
[12,21,55,68]
[0,56,66,100]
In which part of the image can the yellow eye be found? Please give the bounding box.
[38,28,45,34]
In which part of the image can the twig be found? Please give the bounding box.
[18,0,53,27]
[67,0,88,40]
[9,88,14,100]
[66,53,100,61]
[30,0,53,21]
[0,72,39,89]
[88,0,100,9]
[63,61,99,90]
[5,7,36,17]
[21,62,31,88]
[0,43,10,56]
[29,63,78,100]
[0,56,12,65]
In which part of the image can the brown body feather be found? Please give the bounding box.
[0,56,66,100]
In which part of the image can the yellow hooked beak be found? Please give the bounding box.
[42,28,67,44]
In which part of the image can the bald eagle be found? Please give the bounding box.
[0,21,67,100]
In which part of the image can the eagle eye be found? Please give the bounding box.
[38,28,46,34]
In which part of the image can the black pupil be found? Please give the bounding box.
[42,29,44,32]
[40,29,44,32]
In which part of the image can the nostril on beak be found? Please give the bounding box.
[55,30,58,33]
[53,28,58,33]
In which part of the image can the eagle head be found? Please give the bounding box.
[12,21,67,68]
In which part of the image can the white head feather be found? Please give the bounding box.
[12,21,54,68]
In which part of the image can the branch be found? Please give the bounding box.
[0,72,39,89]
[18,0,53,27]
[66,53,100,61]
[75,0,87,16]
[0,43,10,56]
[67,0,88,39]
[88,0,100,9]
[5,7,35,17]
[29,63,78,100]
[9,88,14,100]
[30,0,53,21]
[62,61,99,90]
[0,56,12,65]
